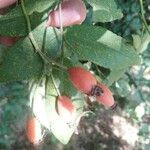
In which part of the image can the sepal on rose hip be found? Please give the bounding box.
[46,0,86,27]
[68,67,97,95]
[95,83,115,107]
[26,117,43,145]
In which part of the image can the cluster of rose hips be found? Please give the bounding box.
[0,0,116,145]
[25,67,116,145]
[57,66,116,122]
[68,67,116,107]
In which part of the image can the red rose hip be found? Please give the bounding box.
[68,67,97,94]
[95,83,115,107]
[26,117,42,145]
[57,96,76,122]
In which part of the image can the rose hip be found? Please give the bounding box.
[95,83,115,107]
[46,0,86,27]
[57,96,76,123]
[0,0,17,9]
[68,67,97,95]
[26,117,42,145]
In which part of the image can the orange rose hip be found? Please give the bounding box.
[68,67,97,94]
[57,96,76,122]
[26,117,42,145]
[96,83,115,107]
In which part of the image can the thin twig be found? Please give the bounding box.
[58,3,63,35]
[139,0,150,35]
[58,2,65,64]
[20,0,67,70]
[50,73,60,96]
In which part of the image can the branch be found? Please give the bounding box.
[139,0,150,35]
[20,0,67,70]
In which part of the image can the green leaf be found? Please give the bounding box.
[32,23,61,59]
[0,45,6,64]
[45,77,74,145]
[132,27,150,53]
[30,78,50,130]
[4,0,57,17]
[0,0,57,36]
[0,12,44,36]
[87,0,123,22]
[43,74,84,144]
[104,68,127,86]
[115,78,131,97]
[65,25,140,70]
[0,39,43,82]
[0,23,61,82]
[31,76,77,145]
[53,67,77,97]
[21,0,58,14]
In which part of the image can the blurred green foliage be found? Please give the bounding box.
[0,81,29,149]
[103,0,150,38]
